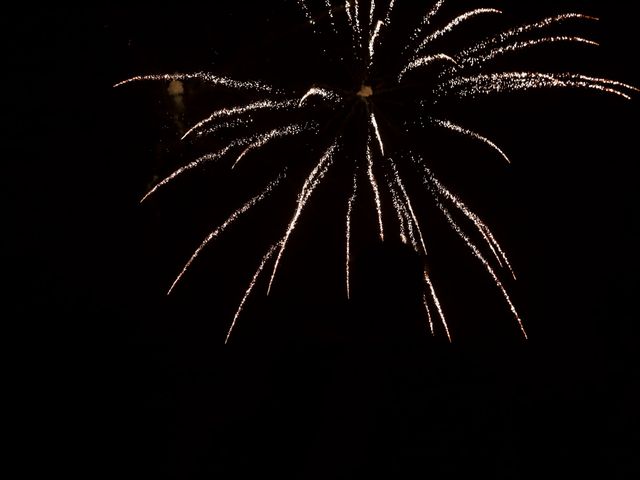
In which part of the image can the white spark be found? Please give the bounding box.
[428,117,511,164]
[437,72,637,101]
[417,9,502,51]
[461,36,599,70]
[458,13,599,60]
[369,109,385,155]
[369,0,376,29]
[399,53,458,82]
[297,0,316,26]
[368,20,384,67]
[390,160,428,255]
[232,123,314,168]
[345,0,361,60]
[140,143,241,203]
[354,0,362,51]
[195,117,254,140]
[142,127,293,202]
[324,0,336,30]
[407,0,447,46]
[387,177,408,244]
[436,202,528,339]
[369,0,396,58]
[345,0,354,29]
[424,270,451,342]
[267,141,338,293]
[182,99,298,140]
[113,72,275,92]
[226,242,281,344]
[346,172,358,299]
[422,293,435,335]
[366,136,384,241]
[299,87,343,106]
[383,0,395,25]
[417,157,516,279]
[168,173,285,295]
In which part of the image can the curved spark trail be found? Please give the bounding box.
[346,172,358,300]
[167,173,285,295]
[267,140,338,294]
[226,242,281,344]
[114,72,275,92]
[117,1,635,342]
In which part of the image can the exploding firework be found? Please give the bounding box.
[116,1,636,343]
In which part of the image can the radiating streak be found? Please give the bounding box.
[143,127,284,202]
[436,202,527,339]
[378,0,395,40]
[368,20,384,66]
[267,141,338,293]
[232,123,313,168]
[399,53,458,81]
[345,0,362,60]
[416,8,502,50]
[226,242,280,344]
[345,1,354,30]
[369,0,376,30]
[354,0,362,50]
[168,174,285,295]
[407,0,447,45]
[195,117,253,140]
[299,87,342,106]
[390,161,428,255]
[324,0,336,29]
[366,137,384,241]
[383,0,395,25]
[457,13,599,60]
[113,72,274,92]
[372,0,395,56]
[422,293,435,335]
[140,144,238,203]
[346,172,358,299]
[369,110,385,155]
[182,99,298,140]
[418,158,516,279]
[436,72,635,100]
[387,177,408,244]
[561,74,640,93]
[387,168,441,339]
[297,0,316,26]
[461,36,599,70]
[428,117,511,164]
[401,202,418,248]
[424,271,451,342]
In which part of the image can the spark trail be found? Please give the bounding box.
[167,173,285,295]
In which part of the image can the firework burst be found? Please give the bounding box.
[116,1,636,343]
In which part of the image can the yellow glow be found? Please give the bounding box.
[357,85,373,97]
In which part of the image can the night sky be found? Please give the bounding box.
[5,1,639,478]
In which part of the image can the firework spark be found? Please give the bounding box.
[117,1,635,342]
[267,140,338,294]
[167,173,285,295]
[346,172,358,300]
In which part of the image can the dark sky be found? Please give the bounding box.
[4,1,639,478]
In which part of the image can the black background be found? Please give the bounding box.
[4,1,638,478]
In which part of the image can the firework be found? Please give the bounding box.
[116,1,635,342]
